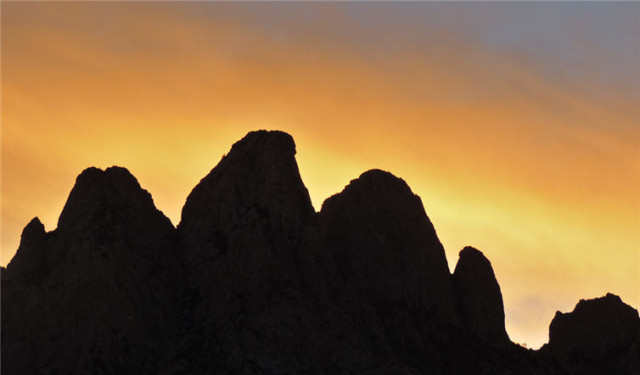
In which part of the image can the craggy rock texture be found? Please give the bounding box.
[318,169,458,370]
[453,246,510,348]
[175,130,375,373]
[5,217,48,285]
[2,130,638,374]
[542,293,640,374]
[2,167,181,375]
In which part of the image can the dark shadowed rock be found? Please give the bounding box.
[318,169,457,367]
[176,130,372,373]
[178,130,317,305]
[543,293,640,374]
[3,131,639,375]
[453,246,510,347]
[2,166,180,375]
[5,217,48,284]
[179,130,315,268]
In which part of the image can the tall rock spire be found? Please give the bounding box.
[452,246,509,347]
[5,217,48,284]
[176,130,368,373]
[178,130,317,295]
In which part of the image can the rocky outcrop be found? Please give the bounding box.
[543,293,640,374]
[175,130,373,373]
[4,217,48,285]
[453,246,510,347]
[2,167,181,375]
[178,130,316,287]
[2,130,638,375]
[318,169,458,367]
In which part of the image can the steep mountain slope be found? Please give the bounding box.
[317,169,458,371]
[174,130,376,373]
[541,293,640,374]
[2,167,181,374]
[2,130,638,375]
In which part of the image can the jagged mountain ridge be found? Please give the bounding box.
[2,130,639,374]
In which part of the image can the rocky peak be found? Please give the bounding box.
[320,169,444,258]
[5,130,639,375]
[318,168,458,358]
[175,131,364,372]
[319,169,454,305]
[548,293,640,356]
[178,130,316,267]
[180,130,314,229]
[5,217,48,284]
[321,169,417,214]
[45,166,175,271]
[2,166,180,375]
[452,246,509,347]
[177,129,318,305]
[57,166,170,232]
[21,217,46,239]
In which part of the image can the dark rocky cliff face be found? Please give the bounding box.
[453,246,510,348]
[175,130,374,373]
[2,131,638,375]
[5,217,48,285]
[542,293,640,374]
[178,130,316,292]
[318,169,458,368]
[3,167,181,375]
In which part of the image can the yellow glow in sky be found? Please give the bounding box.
[2,2,639,349]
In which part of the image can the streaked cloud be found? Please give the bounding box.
[2,2,638,349]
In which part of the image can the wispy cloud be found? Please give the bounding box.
[2,1,638,349]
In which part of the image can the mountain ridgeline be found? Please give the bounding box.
[2,130,639,374]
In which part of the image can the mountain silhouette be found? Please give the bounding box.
[2,130,639,374]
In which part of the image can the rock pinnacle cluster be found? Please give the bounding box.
[3,130,639,374]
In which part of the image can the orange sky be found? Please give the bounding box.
[2,2,639,349]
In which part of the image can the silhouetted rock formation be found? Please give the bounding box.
[318,169,458,369]
[2,130,638,375]
[542,293,640,374]
[176,130,373,373]
[3,167,181,375]
[6,217,48,285]
[179,130,316,288]
[453,246,510,347]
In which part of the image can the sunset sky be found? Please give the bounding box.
[2,2,638,349]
